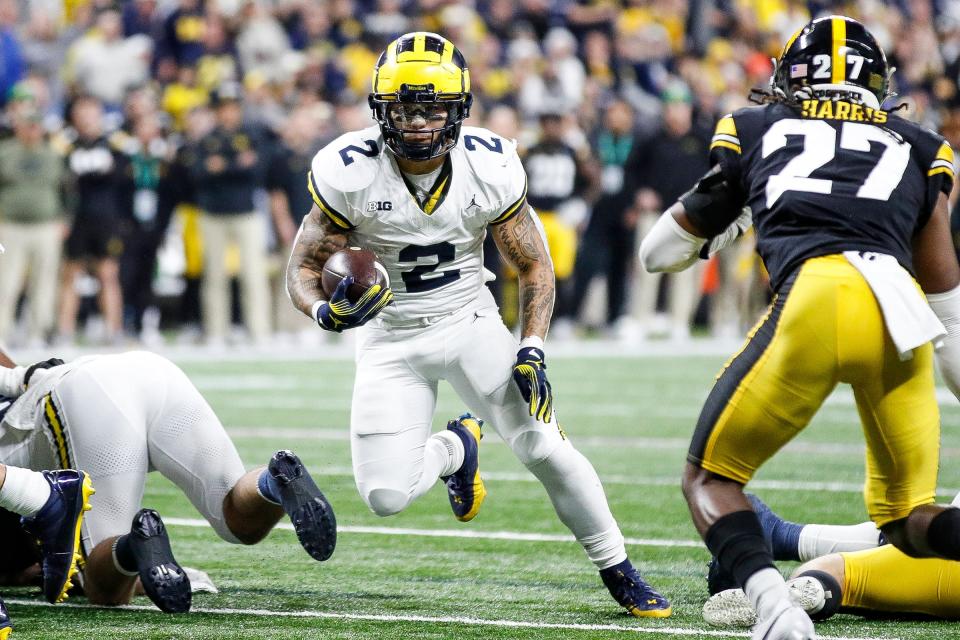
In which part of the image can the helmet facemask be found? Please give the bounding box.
[369,85,473,161]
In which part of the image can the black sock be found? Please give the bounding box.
[113,534,138,574]
[928,507,960,560]
[704,510,776,588]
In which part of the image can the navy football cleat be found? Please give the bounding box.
[20,469,95,603]
[127,509,191,613]
[600,559,672,618]
[268,450,337,561]
[442,414,486,522]
[0,595,10,639]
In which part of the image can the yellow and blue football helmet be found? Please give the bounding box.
[369,32,473,161]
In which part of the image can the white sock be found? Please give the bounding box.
[0,465,52,517]
[409,431,465,501]
[431,430,464,478]
[582,526,627,570]
[798,521,882,561]
[744,567,791,622]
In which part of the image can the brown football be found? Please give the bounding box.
[321,247,388,303]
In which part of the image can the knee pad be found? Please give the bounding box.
[511,428,565,467]
[928,507,960,560]
[365,488,411,517]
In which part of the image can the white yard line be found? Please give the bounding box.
[225,425,960,459]
[162,516,704,548]
[3,599,896,640]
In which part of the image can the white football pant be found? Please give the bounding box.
[0,351,247,552]
[351,289,627,569]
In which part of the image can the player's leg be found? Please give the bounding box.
[746,493,884,563]
[848,330,959,558]
[43,367,191,612]
[684,259,845,638]
[55,259,84,341]
[351,328,463,517]
[27,221,63,345]
[0,222,28,343]
[445,304,669,616]
[797,546,960,618]
[0,462,94,603]
[94,257,123,342]
[234,212,271,342]
[199,214,231,342]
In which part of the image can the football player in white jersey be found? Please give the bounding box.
[286,32,671,617]
[0,351,336,614]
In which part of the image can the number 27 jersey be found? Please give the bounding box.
[307,125,527,325]
[710,100,955,292]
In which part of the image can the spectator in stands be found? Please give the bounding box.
[179,82,271,345]
[68,8,152,112]
[572,98,640,336]
[56,95,128,345]
[522,109,597,337]
[0,104,64,347]
[119,112,176,343]
[0,0,22,109]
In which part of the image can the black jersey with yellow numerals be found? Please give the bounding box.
[708,99,955,291]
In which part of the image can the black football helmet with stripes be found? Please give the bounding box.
[369,32,473,161]
[772,16,892,108]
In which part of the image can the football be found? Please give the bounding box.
[321,247,389,303]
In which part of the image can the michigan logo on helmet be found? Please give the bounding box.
[771,15,892,109]
[368,32,473,161]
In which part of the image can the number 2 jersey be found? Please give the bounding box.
[706,99,955,292]
[307,125,527,325]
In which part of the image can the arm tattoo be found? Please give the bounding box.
[285,206,349,317]
[493,207,555,340]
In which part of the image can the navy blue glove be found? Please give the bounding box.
[512,347,553,423]
[315,276,393,332]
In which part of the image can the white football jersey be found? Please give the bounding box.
[308,125,527,324]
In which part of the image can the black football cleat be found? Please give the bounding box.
[268,450,336,561]
[127,509,191,613]
[0,595,10,639]
[707,556,738,595]
[600,559,672,618]
[20,469,95,603]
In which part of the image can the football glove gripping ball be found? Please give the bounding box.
[315,276,393,332]
[512,347,553,423]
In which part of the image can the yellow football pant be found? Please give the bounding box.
[688,255,940,525]
[536,211,577,280]
[842,545,960,617]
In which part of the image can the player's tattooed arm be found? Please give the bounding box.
[285,204,350,317]
[492,206,555,340]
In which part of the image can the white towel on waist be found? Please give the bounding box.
[843,251,946,360]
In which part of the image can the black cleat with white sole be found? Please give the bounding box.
[268,450,337,561]
[127,509,191,613]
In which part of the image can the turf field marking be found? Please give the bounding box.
[162,516,705,548]
[4,599,896,640]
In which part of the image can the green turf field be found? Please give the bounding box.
[6,350,960,639]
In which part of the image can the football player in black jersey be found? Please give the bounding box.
[639,16,960,640]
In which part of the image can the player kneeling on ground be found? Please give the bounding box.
[703,492,960,626]
[0,351,335,613]
[286,31,671,617]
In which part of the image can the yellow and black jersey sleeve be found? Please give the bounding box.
[928,140,956,196]
[709,114,744,184]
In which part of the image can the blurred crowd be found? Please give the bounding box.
[0,0,959,348]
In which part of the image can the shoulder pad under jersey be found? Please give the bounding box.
[310,125,384,194]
